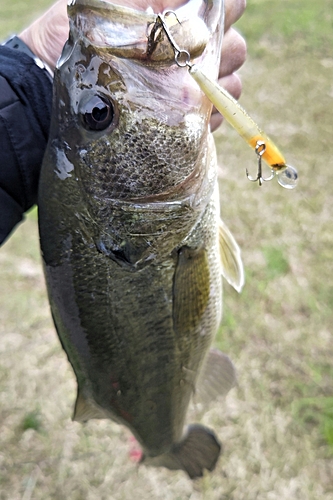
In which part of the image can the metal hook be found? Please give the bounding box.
[150,12,191,67]
[246,140,275,186]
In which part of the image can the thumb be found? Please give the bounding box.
[19,0,69,71]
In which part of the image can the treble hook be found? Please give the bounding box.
[246,141,275,186]
[148,11,298,190]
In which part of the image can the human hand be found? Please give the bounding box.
[211,0,246,131]
[19,0,246,131]
[19,0,69,72]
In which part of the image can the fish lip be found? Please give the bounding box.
[69,0,157,17]
[67,0,211,65]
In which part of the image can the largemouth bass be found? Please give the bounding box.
[38,0,244,479]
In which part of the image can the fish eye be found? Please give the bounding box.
[80,95,114,131]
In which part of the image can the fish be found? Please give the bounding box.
[38,0,244,479]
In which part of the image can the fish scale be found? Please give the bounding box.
[79,120,204,199]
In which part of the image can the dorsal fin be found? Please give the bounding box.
[219,219,244,292]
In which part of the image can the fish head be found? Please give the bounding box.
[53,0,223,202]
[44,0,224,267]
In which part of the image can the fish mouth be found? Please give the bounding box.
[66,0,221,66]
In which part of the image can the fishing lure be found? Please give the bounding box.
[154,11,298,189]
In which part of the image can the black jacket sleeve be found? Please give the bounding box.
[0,46,52,245]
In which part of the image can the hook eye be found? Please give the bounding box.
[255,140,266,156]
[246,140,275,185]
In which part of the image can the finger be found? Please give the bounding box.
[219,28,247,78]
[224,0,246,32]
[210,73,242,132]
[210,112,224,132]
[19,0,69,70]
[218,72,242,100]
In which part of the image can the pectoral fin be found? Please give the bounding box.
[195,348,237,404]
[173,246,210,333]
[219,219,244,292]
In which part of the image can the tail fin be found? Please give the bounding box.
[143,424,221,479]
[172,424,221,478]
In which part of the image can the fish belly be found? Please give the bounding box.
[39,179,221,456]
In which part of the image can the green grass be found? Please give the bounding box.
[1,0,333,498]
[236,0,333,56]
[261,246,290,279]
[293,397,333,451]
[0,0,52,39]
[20,409,44,433]
[218,0,333,461]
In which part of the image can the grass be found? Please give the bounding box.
[20,409,44,433]
[217,0,333,472]
[1,0,333,498]
[237,0,333,57]
[0,0,52,38]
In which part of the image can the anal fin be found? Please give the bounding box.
[195,348,237,405]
